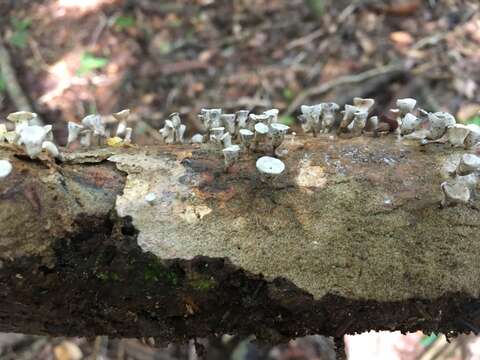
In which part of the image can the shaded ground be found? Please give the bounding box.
[0,0,479,143]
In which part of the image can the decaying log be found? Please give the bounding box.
[0,135,479,342]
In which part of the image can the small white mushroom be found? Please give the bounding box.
[320,102,340,133]
[299,104,322,136]
[464,124,480,149]
[256,156,285,179]
[124,128,133,145]
[18,125,48,159]
[353,98,375,113]
[348,110,368,137]
[80,130,93,147]
[159,119,175,144]
[43,125,54,142]
[222,145,241,171]
[7,111,38,134]
[81,114,106,137]
[0,159,12,179]
[200,108,222,130]
[113,109,131,123]
[254,122,269,148]
[338,105,359,133]
[263,109,279,124]
[395,98,417,116]
[235,110,250,132]
[116,121,127,137]
[441,180,472,207]
[239,129,254,150]
[209,127,225,144]
[145,192,157,205]
[67,122,83,147]
[425,111,456,140]
[365,116,379,133]
[0,124,7,142]
[446,124,471,147]
[42,141,60,158]
[457,154,480,176]
[247,114,270,131]
[191,134,204,144]
[221,114,236,135]
[400,113,422,135]
[221,132,233,148]
[269,123,290,151]
[176,124,186,144]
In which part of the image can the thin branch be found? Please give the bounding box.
[285,62,407,116]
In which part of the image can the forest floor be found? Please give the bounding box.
[0,0,479,359]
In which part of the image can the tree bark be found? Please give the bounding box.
[0,135,479,342]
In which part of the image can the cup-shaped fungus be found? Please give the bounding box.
[425,111,456,140]
[299,104,322,136]
[221,114,236,135]
[338,105,359,133]
[263,109,279,124]
[159,119,176,144]
[349,110,369,137]
[18,125,48,159]
[254,122,269,149]
[395,98,417,116]
[222,145,241,171]
[67,122,83,147]
[446,124,471,147]
[210,127,225,144]
[7,111,38,134]
[236,110,249,132]
[457,154,480,176]
[256,156,285,183]
[247,114,270,131]
[319,102,339,133]
[113,109,130,137]
[239,129,254,150]
[80,129,93,147]
[269,123,290,152]
[82,114,106,137]
[0,159,12,179]
[221,132,233,148]
[400,113,422,135]
[200,108,222,130]
[124,128,133,145]
[464,124,480,149]
[353,98,375,113]
[42,141,60,158]
[191,134,204,144]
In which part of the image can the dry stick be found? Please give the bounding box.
[0,39,43,125]
[285,62,407,116]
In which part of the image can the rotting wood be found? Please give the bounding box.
[0,135,479,342]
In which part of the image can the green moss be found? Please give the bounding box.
[189,276,217,291]
[143,259,179,286]
[96,271,121,282]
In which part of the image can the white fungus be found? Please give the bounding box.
[0,160,12,179]
[18,125,48,159]
[145,192,157,205]
[67,122,84,147]
[256,156,285,175]
[42,141,60,158]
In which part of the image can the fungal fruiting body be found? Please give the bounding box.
[399,113,422,135]
[239,129,254,150]
[441,153,480,207]
[348,110,369,137]
[223,145,241,171]
[7,111,38,134]
[82,114,106,137]
[0,159,12,179]
[159,113,186,144]
[254,122,269,149]
[298,104,322,136]
[210,127,225,145]
[320,102,340,133]
[338,105,358,133]
[199,108,222,131]
[221,114,236,135]
[270,123,290,152]
[0,124,7,142]
[263,109,279,124]
[236,110,250,132]
[256,156,285,180]
[425,111,456,140]
[18,125,48,159]
[67,122,83,147]
[464,124,480,149]
[447,124,472,147]
[41,141,60,158]
[145,192,157,205]
[221,132,233,148]
[191,134,204,144]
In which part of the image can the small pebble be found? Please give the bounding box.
[145,192,157,205]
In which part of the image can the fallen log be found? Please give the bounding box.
[0,135,479,343]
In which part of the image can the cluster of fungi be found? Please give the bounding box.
[1,97,479,207]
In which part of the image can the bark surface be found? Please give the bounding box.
[0,135,479,342]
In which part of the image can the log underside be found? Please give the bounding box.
[0,135,479,342]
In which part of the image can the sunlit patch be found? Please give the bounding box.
[57,0,115,12]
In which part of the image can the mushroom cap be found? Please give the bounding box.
[239,128,254,135]
[353,98,374,112]
[256,156,285,175]
[0,159,12,179]
[270,123,290,134]
[42,141,60,158]
[457,154,480,175]
[396,98,417,113]
[222,144,241,155]
[19,125,46,144]
[7,111,37,123]
[191,134,204,143]
[254,122,269,134]
[113,109,131,122]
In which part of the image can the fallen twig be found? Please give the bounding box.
[0,39,43,125]
[285,62,407,116]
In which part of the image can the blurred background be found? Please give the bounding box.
[0,0,479,358]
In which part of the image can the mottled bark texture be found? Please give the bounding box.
[0,135,479,342]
